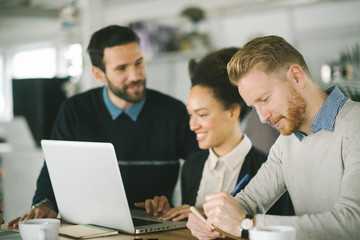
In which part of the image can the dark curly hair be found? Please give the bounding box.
[188,47,250,121]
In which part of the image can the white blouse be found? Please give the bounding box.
[195,135,252,209]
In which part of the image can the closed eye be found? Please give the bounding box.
[260,95,271,105]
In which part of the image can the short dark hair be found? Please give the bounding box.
[87,25,140,72]
[189,47,250,121]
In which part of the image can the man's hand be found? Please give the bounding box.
[186,212,225,240]
[203,191,245,237]
[7,203,57,228]
[134,195,171,216]
[158,204,191,221]
[0,196,4,225]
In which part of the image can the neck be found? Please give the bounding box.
[300,85,328,134]
[213,125,244,157]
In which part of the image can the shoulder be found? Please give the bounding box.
[247,146,267,161]
[184,150,209,167]
[146,89,186,108]
[338,100,360,121]
[334,99,360,141]
[64,87,103,106]
[246,146,268,164]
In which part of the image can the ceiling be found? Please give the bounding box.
[0,0,70,18]
[0,0,356,21]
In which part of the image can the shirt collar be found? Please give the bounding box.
[294,85,347,141]
[102,86,146,121]
[208,134,252,170]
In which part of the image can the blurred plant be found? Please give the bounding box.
[181,7,205,24]
[339,86,360,102]
[338,42,360,80]
[339,42,360,67]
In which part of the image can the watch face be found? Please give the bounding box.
[241,218,253,230]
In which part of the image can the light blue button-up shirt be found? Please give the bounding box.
[294,86,347,141]
[102,86,146,121]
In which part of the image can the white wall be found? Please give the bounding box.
[1,0,360,96]
[0,0,359,222]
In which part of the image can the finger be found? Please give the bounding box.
[152,197,159,216]
[23,211,35,220]
[157,196,169,212]
[0,197,3,212]
[163,206,190,221]
[144,199,153,214]
[172,212,188,221]
[134,202,145,208]
[7,217,21,227]
[159,209,178,221]
[47,210,57,218]
[205,191,229,201]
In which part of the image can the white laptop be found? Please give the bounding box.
[40,139,186,234]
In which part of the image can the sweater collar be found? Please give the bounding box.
[102,86,146,121]
[294,86,347,141]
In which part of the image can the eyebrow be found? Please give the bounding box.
[136,56,144,62]
[113,56,144,70]
[188,107,208,113]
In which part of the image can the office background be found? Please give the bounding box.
[0,0,359,221]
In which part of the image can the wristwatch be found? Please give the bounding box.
[31,199,52,210]
[239,214,253,239]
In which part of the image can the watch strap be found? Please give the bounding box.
[242,229,249,239]
[241,214,253,239]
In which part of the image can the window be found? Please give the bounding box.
[65,43,82,78]
[12,47,57,79]
[0,53,8,121]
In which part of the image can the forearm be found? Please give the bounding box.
[32,163,58,212]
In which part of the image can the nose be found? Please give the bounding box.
[189,116,199,132]
[127,66,140,81]
[256,106,271,123]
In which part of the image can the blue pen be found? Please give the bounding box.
[230,174,249,196]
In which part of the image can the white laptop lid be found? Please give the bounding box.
[41,140,186,234]
[41,140,135,233]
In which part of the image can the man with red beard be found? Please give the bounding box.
[8,25,198,227]
[186,35,360,240]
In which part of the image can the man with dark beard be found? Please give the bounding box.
[8,25,199,227]
[186,35,360,240]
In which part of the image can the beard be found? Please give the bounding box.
[270,86,307,136]
[106,77,146,103]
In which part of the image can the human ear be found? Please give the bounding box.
[229,103,241,120]
[287,64,306,89]
[91,66,107,84]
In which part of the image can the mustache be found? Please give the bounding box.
[124,80,145,89]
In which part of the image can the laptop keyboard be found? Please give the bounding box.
[132,217,162,227]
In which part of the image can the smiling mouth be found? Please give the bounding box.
[270,118,282,128]
[196,132,206,141]
[127,83,143,92]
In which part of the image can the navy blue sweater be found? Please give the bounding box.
[33,88,199,211]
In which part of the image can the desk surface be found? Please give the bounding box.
[3,223,198,240]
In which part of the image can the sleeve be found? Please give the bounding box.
[234,138,287,214]
[236,125,360,240]
[32,101,77,211]
[256,129,360,239]
[181,151,207,206]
